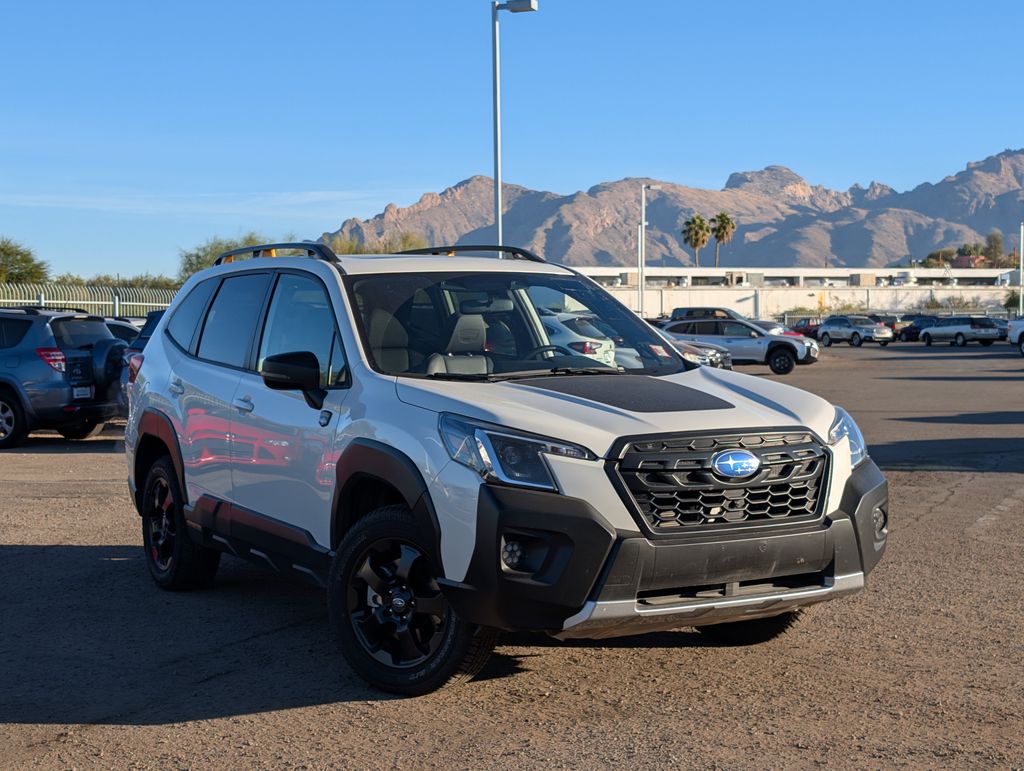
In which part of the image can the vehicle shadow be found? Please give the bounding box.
[0,545,392,726]
[894,411,1024,426]
[0,544,727,724]
[13,435,124,454]
[871,436,1024,472]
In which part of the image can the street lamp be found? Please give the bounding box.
[638,183,661,317]
[492,0,538,246]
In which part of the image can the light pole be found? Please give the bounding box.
[1018,221,1023,317]
[492,0,538,246]
[638,183,661,317]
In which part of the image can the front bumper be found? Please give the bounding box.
[440,459,888,638]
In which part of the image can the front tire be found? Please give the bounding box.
[878,341,889,347]
[767,347,796,375]
[820,333,831,347]
[696,610,803,646]
[922,333,932,346]
[850,333,862,347]
[955,333,966,347]
[980,339,994,347]
[329,505,497,695]
[0,391,27,450]
[58,420,104,440]
[1019,337,1024,357]
[899,331,908,342]
[141,457,220,590]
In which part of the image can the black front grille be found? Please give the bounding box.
[612,431,828,534]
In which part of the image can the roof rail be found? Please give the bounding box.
[0,305,91,315]
[213,241,340,266]
[397,244,546,263]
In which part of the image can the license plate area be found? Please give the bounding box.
[73,386,94,400]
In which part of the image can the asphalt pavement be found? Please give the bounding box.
[1,341,1022,769]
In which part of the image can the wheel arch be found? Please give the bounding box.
[766,340,799,358]
[134,409,187,515]
[332,438,441,556]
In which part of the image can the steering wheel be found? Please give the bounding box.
[524,344,575,360]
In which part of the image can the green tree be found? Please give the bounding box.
[328,231,428,255]
[957,242,983,257]
[1005,289,1020,313]
[681,215,711,268]
[0,237,50,283]
[983,230,1004,264]
[709,212,736,269]
[54,272,180,289]
[178,232,268,281]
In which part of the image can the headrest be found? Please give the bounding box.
[460,298,514,314]
[368,309,408,348]
[445,314,488,354]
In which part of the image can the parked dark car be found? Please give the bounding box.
[897,316,939,342]
[105,317,141,344]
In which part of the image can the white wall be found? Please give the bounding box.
[610,286,1011,318]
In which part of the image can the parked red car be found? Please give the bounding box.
[790,318,821,338]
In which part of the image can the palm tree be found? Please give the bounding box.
[681,214,711,267]
[710,212,736,268]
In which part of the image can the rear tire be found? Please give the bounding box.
[329,505,497,695]
[696,610,803,646]
[878,341,889,347]
[767,347,796,375]
[0,391,27,450]
[58,420,104,440]
[980,339,994,347]
[922,333,932,346]
[141,457,220,590]
[899,331,908,342]
[850,333,862,347]
[955,333,966,347]
[820,333,831,347]
[1019,337,1024,357]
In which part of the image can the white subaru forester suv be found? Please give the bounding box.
[125,243,888,694]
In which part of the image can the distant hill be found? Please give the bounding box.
[321,149,1024,268]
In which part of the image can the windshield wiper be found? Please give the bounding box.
[424,372,497,381]
[492,366,625,381]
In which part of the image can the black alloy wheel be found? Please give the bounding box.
[768,347,796,375]
[346,538,449,670]
[146,475,177,573]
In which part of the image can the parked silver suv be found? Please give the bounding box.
[125,242,887,694]
[817,315,894,347]
[658,317,818,374]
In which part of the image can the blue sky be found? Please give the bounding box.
[3,0,1022,276]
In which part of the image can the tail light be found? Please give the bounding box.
[36,347,66,372]
[568,341,599,355]
[128,353,145,384]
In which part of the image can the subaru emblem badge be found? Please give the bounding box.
[711,449,761,479]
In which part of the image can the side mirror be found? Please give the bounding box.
[261,351,325,409]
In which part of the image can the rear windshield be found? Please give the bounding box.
[560,316,609,339]
[50,318,114,349]
[971,317,996,327]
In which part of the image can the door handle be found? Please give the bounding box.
[169,378,185,395]
[233,396,254,413]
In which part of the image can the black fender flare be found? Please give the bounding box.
[766,341,798,359]
[135,408,187,512]
[331,438,442,556]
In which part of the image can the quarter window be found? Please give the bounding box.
[167,279,217,351]
[197,273,271,368]
[0,318,31,349]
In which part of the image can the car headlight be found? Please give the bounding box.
[439,413,595,491]
[681,350,706,365]
[828,407,867,467]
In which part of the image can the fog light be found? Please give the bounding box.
[501,540,524,570]
[871,506,887,537]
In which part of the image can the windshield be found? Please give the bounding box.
[345,271,686,379]
[849,316,875,326]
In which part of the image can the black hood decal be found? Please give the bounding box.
[512,375,735,413]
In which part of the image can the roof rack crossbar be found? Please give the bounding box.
[213,241,340,266]
[397,244,546,263]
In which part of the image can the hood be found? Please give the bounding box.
[395,368,836,458]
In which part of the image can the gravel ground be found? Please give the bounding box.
[1,342,1022,769]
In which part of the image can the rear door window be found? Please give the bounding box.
[0,318,31,349]
[50,318,113,349]
[197,273,272,369]
[720,321,752,336]
[693,321,718,335]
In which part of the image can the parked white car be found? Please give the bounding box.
[918,316,1000,347]
[124,241,886,695]
[1004,318,1023,356]
[538,310,619,367]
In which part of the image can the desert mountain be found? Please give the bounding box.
[322,149,1024,268]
